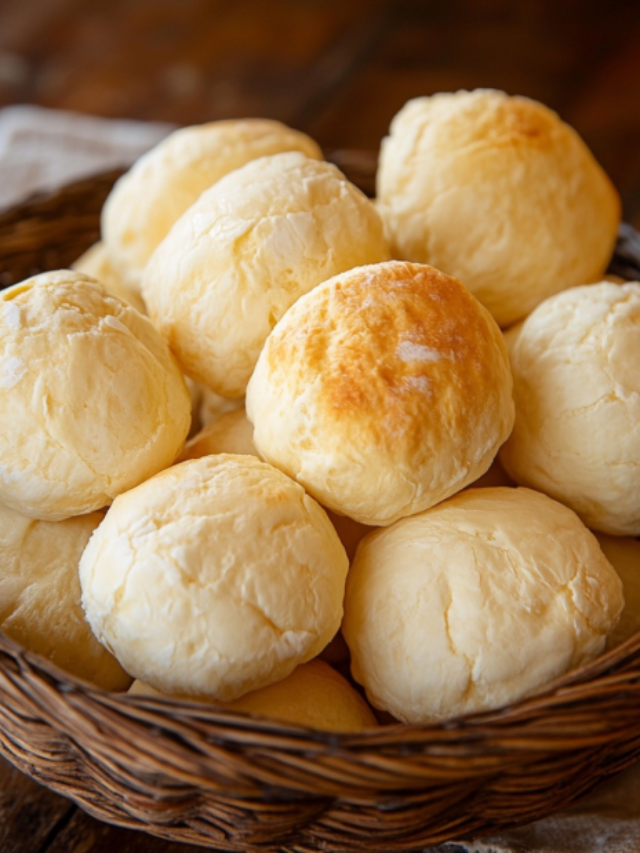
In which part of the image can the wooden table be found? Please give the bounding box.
[2,0,640,849]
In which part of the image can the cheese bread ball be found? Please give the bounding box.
[129,660,376,732]
[377,90,620,327]
[343,488,624,724]
[103,119,322,291]
[0,271,191,520]
[179,409,257,462]
[72,242,146,314]
[499,282,640,535]
[0,505,131,690]
[199,386,244,428]
[595,534,640,650]
[80,455,349,701]
[143,152,390,397]
[247,261,514,526]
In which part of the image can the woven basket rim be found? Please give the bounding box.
[4,623,640,743]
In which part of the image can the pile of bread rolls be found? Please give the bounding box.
[1,90,638,732]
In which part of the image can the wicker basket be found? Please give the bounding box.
[1,159,640,853]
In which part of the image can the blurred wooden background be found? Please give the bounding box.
[1,0,640,226]
[1,1,640,850]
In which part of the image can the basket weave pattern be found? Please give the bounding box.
[1,166,640,852]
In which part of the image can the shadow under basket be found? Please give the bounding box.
[1,162,640,852]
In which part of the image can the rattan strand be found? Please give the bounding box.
[1,163,640,851]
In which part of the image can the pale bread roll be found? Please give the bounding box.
[343,488,624,724]
[0,272,191,520]
[377,90,620,327]
[102,119,322,291]
[179,409,256,462]
[247,261,514,526]
[143,152,390,397]
[0,505,131,690]
[129,660,376,732]
[80,455,349,701]
[72,241,146,314]
[595,533,640,650]
[500,282,640,535]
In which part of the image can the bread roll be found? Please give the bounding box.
[80,455,349,701]
[0,271,190,520]
[0,505,130,690]
[72,241,146,314]
[500,282,640,535]
[143,152,390,397]
[247,261,514,526]
[377,90,620,327]
[343,488,623,724]
[129,660,376,732]
[102,119,322,291]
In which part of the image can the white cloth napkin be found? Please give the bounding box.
[1,103,639,853]
[0,104,173,211]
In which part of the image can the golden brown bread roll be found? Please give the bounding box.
[247,261,514,526]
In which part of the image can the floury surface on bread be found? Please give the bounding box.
[377,89,620,327]
[79,454,349,702]
[0,271,191,520]
[342,487,624,724]
[142,152,390,398]
[247,261,514,526]
[500,282,640,536]
[0,505,131,691]
[102,119,322,292]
